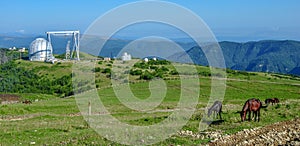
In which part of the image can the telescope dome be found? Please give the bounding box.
[29,38,53,61]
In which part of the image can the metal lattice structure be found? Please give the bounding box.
[65,41,71,60]
[46,31,80,61]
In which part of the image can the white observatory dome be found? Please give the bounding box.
[29,38,53,61]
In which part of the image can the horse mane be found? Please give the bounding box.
[241,99,250,112]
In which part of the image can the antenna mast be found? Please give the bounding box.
[65,41,71,60]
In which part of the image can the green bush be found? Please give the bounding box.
[170,70,179,75]
[198,71,211,77]
[93,67,101,72]
[130,69,143,75]
[150,65,158,70]
[286,104,291,110]
[134,62,149,69]
[102,68,111,74]
[140,71,154,80]
[148,60,170,65]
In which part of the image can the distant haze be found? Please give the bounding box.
[0,1,300,42]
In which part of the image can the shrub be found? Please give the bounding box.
[93,67,101,72]
[134,62,149,69]
[198,71,211,77]
[150,65,158,70]
[140,71,154,80]
[154,72,164,78]
[160,66,169,72]
[148,60,170,65]
[130,69,143,76]
[102,68,111,74]
[170,70,179,75]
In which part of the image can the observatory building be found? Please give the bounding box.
[29,38,53,61]
[121,52,132,61]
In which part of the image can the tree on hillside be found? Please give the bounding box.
[0,49,8,64]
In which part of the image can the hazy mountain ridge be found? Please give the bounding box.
[1,35,299,75]
[0,35,197,56]
[170,40,300,76]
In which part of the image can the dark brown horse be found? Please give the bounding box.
[22,100,32,104]
[208,101,222,120]
[240,98,262,122]
[265,98,279,105]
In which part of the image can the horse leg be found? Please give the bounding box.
[215,111,217,119]
[254,111,257,122]
[258,110,260,122]
[248,110,251,121]
[213,111,216,119]
[220,106,222,120]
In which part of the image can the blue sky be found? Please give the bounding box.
[0,0,299,41]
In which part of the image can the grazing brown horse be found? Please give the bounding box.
[208,101,222,120]
[265,98,279,105]
[240,98,262,122]
[22,100,32,104]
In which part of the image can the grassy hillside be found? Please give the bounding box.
[0,59,299,145]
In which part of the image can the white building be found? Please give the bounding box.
[104,57,111,61]
[144,58,149,62]
[19,47,26,52]
[121,52,131,61]
[29,38,53,61]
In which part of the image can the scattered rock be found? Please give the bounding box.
[209,118,300,145]
[30,141,36,145]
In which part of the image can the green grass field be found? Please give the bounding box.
[0,60,299,145]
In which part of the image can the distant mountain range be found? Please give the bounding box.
[169,40,300,76]
[0,35,299,76]
[0,35,34,49]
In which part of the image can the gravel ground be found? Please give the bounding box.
[209,118,300,146]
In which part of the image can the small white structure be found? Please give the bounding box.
[153,57,157,61]
[29,38,54,61]
[144,58,149,62]
[19,47,26,52]
[104,57,111,61]
[9,47,16,50]
[121,52,131,61]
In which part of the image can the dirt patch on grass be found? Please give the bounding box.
[0,94,21,104]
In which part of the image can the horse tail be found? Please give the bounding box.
[259,100,263,108]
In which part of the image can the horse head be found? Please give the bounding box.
[240,111,246,122]
[207,109,212,117]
